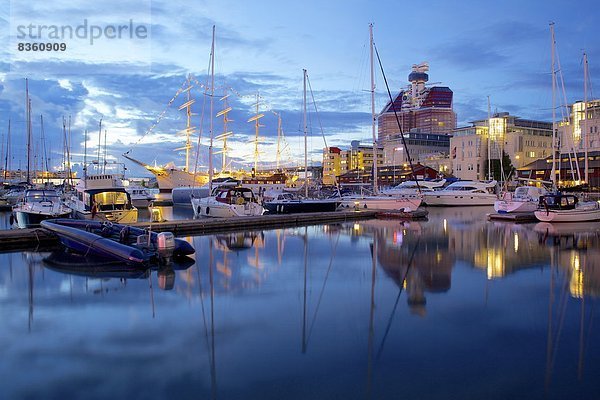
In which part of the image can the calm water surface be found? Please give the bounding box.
[1,206,600,399]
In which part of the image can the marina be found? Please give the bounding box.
[2,2,600,398]
[1,206,599,399]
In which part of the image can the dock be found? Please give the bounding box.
[0,210,378,253]
[487,212,538,223]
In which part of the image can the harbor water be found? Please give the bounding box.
[1,206,600,399]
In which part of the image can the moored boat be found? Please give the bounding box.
[534,193,600,222]
[191,186,264,218]
[382,179,446,197]
[338,195,421,212]
[126,185,155,208]
[12,188,72,228]
[65,174,138,223]
[494,186,546,213]
[40,219,195,265]
[263,192,340,214]
[424,180,498,206]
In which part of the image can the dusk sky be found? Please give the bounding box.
[0,0,599,177]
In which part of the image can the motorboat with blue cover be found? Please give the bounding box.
[40,219,195,266]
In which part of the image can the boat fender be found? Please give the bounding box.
[9,213,14,226]
[205,207,210,215]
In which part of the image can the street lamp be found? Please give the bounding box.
[393,147,403,185]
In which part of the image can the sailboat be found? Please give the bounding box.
[533,23,600,223]
[262,69,340,214]
[494,185,547,213]
[190,26,265,218]
[339,24,422,212]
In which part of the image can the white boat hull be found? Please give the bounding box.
[192,197,264,218]
[494,199,538,213]
[425,193,497,206]
[534,202,600,222]
[14,209,72,229]
[338,196,422,211]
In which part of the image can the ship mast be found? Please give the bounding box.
[176,76,195,173]
[247,92,264,176]
[215,89,233,173]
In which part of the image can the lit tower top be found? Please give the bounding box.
[408,62,429,107]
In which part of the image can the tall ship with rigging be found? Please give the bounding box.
[123,76,209,196]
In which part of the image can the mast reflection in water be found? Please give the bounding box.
[1,207,599,399]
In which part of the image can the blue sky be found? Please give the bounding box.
[0,0,599,177]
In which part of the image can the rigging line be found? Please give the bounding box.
[548,269,571,381]
[306,232,341,344]
[373,43,422,194]
[192,56,213,182]
[124,78,192,155]
[196,239,211,355]
[375,235,421,360]
[305,74,329,150]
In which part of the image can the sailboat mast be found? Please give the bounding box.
[550,23,557,190]
[369,23,378,194]
[276,113,282,170]
[583,51,589,184]
[98,117,103,174]
[487,96,492,180]
[185,76,192,172]
[103,129,108,174]
[303,69,309,198]
[84,129,88,180]
[208,25,215,192]
[5,120,10,180]
[40,115,49,183]
[26,79,32,184]
[254,92,260,175]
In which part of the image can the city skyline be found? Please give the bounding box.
[0,0,599,177]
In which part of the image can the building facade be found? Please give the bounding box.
[377,63,456,142]
[451,112,553,180]
[322,141,383,185]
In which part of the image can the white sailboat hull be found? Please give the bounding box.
[534,202,600,222]
[425,193,498,206]
[494,199,538,213]
[191,197,264,218]
[338,196,422,211]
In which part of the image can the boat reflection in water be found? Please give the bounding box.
[2,206,600,399]
[41,249,195,291]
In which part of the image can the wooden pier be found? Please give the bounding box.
[0,210,378,253]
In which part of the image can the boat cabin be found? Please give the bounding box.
[22,189,61,203]
[213,187,257,205]
[81,188,133,212]
[539,194,578,210]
